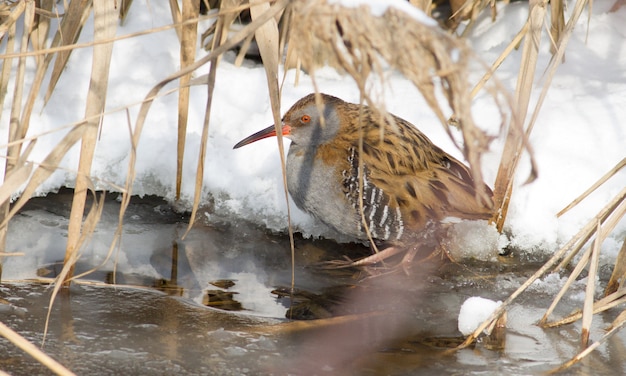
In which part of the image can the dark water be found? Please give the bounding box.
[0,190,624,375]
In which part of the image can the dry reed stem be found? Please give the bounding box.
[200,1,249,51]
[0,1,35,281]
[548,312,626,374]
[215,1,247,52]
[608,308,626,331]
[6,0,34,178]
[31,0,55,52]
[409,0,431,15]
[248,0,298,288]
[549,0,565,54]
[45,190,105,344]
[543,290,626,328]
[127,0,288,246]
[2,14,219,60]
[0,4,20,112]
[470,23,528,99]
[606,237,626,296]
[553,157,625,296]
[580,220,601,346]
[182,1,256,238]
[119,0,135,25]
[558,157,626,218]
[0,1,26,39]
[539,188,626,325]
[63,0,117,286]
[540,245,593,326]
[0,252,24,257]
[459,181,625,347]
[530,166,626,368]
[181,0,248,241]
[20,0,53,134]
[0,125,86,229]
[470,0,626,346]
[254,310,388,336]
[169,0,183,40]
[234,32,256,66]
[0,7,224,265]
[490,0,546,232]
[184,37,220,241]
[174,0,200,200]
[0,320,75,376]
[0,11,17,270]
[0,142,35,207]
[523,0,590,147]
[555,186,626,271]
[43,0,92,106]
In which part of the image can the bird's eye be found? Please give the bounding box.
[301,115,311,123]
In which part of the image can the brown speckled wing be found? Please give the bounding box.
[339,105,493,233]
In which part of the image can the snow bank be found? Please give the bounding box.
[0,1,624,262]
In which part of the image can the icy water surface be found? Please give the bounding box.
[1,190,625,375]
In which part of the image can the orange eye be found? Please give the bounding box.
[301,115,311,123]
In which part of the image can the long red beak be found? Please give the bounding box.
[233,124,292,149]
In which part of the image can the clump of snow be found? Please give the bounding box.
[444,220,505,262]
[458,296,502,336]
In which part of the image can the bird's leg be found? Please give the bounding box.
[346,245,404,267]
[398,245,419,275]
[319,223,446,271]
[395,241,446,275]
[316,245,404,269]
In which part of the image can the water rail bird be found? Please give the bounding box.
[234,93,493,267]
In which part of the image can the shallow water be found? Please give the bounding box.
[1,190,624,375]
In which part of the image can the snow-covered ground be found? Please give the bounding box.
[1,1,625,263]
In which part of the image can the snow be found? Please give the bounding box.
[458,296,502,336]
[1,3,625,267]
[444,221,503,262]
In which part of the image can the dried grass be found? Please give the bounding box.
[63,0,117,286]
[457,2,622,366]
[463,158,626,370]
[0,2,221,371]
[174,0,200,200]
[42,0,92,106]
[248,0,297,287]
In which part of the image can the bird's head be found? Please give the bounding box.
[233,93,342,149]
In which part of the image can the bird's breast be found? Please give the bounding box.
[286,146,362,240]
[286,145,405,242]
